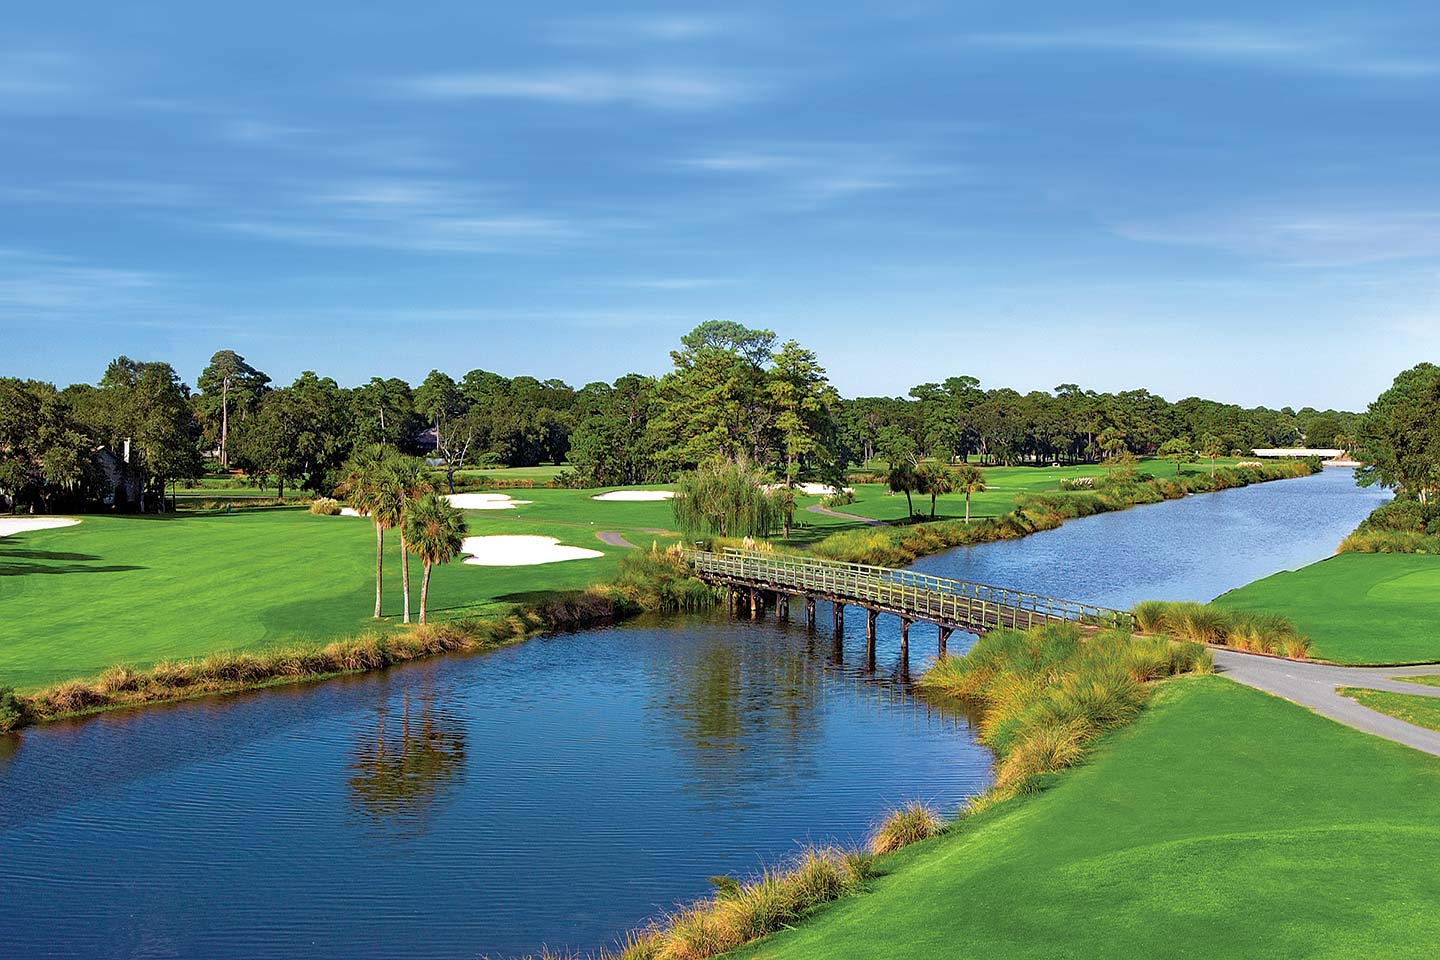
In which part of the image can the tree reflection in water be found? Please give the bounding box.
[348,687,467,832]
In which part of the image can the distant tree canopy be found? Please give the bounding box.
[0,333,1375,515]
[1355,362,1440,502]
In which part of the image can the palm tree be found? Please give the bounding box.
[336,443,400,618]
[917,460,956,519]
[402,492,469,624]
[1200,433,1224,477]
[388,457,436,624]
[953,463,986,523]
[886,456,919,519]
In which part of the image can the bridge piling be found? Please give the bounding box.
[865,610,878,671]
[805,596,816,630]
[776,593,789,621]
[899,617,911,665]
[832,601,844,639]
[937,626,952,657]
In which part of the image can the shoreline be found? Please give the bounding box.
[1,461,1318,735]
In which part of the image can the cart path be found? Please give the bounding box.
[1212,649,1440,756]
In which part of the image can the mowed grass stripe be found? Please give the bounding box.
[735,676,1440,960]
[1214,553,1440,665]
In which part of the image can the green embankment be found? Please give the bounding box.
[1399,675,1440,688]
[1214,553,1440,665]
[835,458,1244,523]
[0,490,685,691]
[1339,688,1440,732]
[736,676,1440,960]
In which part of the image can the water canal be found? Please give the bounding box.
[0,468,1385,958]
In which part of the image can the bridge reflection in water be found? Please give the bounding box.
[685,547,1134,676]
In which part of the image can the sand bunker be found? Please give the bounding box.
[339,507,363,517]
[0,517,81,537]
[591,490,675,501]
[763,483,854,496]
[445,493,532,510]
[461,535,603,566]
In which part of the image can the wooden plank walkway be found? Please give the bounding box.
[683,547,1134,636]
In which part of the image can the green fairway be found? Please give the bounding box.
[0,491,686,691]
[832,458,1243,523]
[1214,553,1440,665]
[736,676,1440,960]
[1400,675,1440,688]
[1340,688,1440,732]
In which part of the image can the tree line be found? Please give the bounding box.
[0,323,1361,513]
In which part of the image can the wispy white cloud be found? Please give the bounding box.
[0,180,202,207]
[552,15,740,45]
[0,49,92,110]
[397,68,752,109]
[221,178,583,254]
[683,143,955,206]
[0,249,166,316]
[964,23,1439,76]
[612,277,726,291]
[1112,209,1440,265]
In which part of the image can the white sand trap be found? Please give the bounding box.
[591,490,675,501]
[445,493,533,510]
[0,517,81,537]
[763,483,855,496]
[339,507,364,517]
[461,535,603,566]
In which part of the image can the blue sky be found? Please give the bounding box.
[2,2,1438,410]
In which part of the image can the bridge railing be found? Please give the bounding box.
[682,548,1134,631]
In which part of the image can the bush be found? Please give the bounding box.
[309,496,342,516]
[0,686,26,732]
[869,802,942,855]
[820,489,856,508]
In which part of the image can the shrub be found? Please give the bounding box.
[309,496,342,516]
[0,686,26,732]
[869,802,942,855]
[820,489,856,508]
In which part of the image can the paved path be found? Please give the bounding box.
[596,531,635,548]
[804,503,888,527]
[1213,649,1440,756]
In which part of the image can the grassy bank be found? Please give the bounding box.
[0,492,692,691]
[809,460,1317,567]
[1339,688,1440,732]
[730,676,1440,960]
[0,550,716,732]
[1132,600,1312,657]
[1214,554,1440,664]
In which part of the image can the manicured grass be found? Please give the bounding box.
[1339,688,1440,732]
[735,676,1440,960]
[832,458,1245,524]
[0,490,685,691]
[1214,553,1440,665]
[450,463,570,480]
[1399,675,1440,688]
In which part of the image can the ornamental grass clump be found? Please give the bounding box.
[920,622,1211,811]
[1130,599,1308,658]
[630,846,870,960]
[869,802,942,855]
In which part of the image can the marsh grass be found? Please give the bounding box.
[919,622,1212,810]
[1131,600,1310,658]
[869,802,942,855]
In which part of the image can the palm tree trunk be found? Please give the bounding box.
[930,493,937,519]
[904,489,913,517]
[400,533,412,623]
[965,492,972,523]
[419,562,431,624]
[374,523,384,618]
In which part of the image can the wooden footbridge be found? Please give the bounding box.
[683,547,1133,667]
